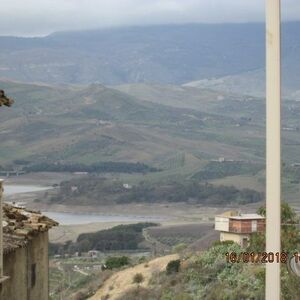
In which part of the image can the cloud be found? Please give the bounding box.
[0,0,299,36]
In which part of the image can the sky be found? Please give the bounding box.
[1,0,300,36]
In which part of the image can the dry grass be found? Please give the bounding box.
[89,254,179,300]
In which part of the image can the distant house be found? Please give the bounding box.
[215,211,265,248]
[71,185,78,192]
[0,203,58,300]
[123,183,132,190]
[88,250,100,258]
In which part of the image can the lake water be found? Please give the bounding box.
[4,184,51,195]
[3,184,166,225]
[43,211,165,225]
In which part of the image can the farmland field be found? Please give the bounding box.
[146,223,215,248]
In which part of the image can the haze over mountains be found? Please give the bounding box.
[0,22,299,95]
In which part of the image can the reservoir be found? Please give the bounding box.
[3,184,166,225]
[4,184,51,195]
[42,211,165,225]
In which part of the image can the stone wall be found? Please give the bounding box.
[28,232,49,300]
[1,247,27,300]
[0,232,49,300]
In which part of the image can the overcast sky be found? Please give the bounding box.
[1,0,300,36]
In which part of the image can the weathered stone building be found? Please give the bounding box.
[0,203,58,300]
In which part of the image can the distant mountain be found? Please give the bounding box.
[1,22,297,85]
[184,62,300,100]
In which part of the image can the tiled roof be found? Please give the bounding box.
[2,203,58,254]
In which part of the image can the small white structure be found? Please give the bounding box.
[71,186,78,192]
[123,183,132,189]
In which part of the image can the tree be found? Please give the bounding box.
[248,202,300,253]
[166,259,181,275]
[104,256,130,270]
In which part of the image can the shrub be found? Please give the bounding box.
[212,240,235,247]
[133,273,144,285]
[172,243,188,253]
[166,260,181,275]
[104,256,130,270]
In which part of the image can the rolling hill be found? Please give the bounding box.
[0,80,239,167]
[1,78,300,168]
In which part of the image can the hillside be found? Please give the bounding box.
[184,65,300,100]
[1,79,300,181]
[2,79,300,204]
[115,83,241,112]
[89,254,179,300]
[0,80,264,168]
[0,22,299,86]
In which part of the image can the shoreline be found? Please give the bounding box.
[3,172,263,244]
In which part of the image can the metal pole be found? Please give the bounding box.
[266,0,281,299]
[0,179,3,278]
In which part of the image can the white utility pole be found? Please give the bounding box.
[266,0,281,299]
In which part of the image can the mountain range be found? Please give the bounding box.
[0,22,299,91]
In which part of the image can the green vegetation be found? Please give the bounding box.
[119,242,265,300]
[104,256,130,270]
[116,204,300,300]
[49,259,112,300]
[248,202,300,253]
[166,260,181,275]
[48,177,124,205]
[117,181,263,205]
[25,161,159,173]
[120,243,299,299]
[192,161,263,181]
[77,223,157,251]
[3,79,300,203]
[50,223,158,255]
[48,177,262,206]
[172,243,188,253]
